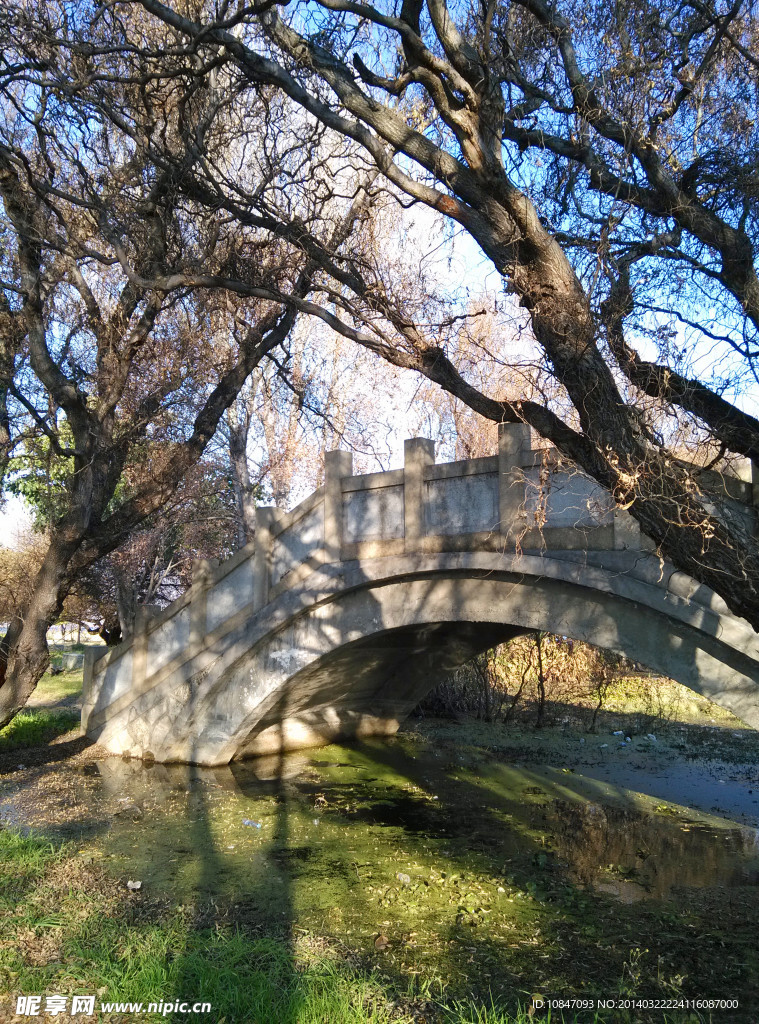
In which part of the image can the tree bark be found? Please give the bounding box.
[0,533,78,729]
[228,402,257,546]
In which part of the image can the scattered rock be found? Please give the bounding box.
[115,800,142,820]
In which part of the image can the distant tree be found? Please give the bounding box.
[0,540,44,633]
[83,460,239,642]
[12,426,241,642]
[224,309,417,542]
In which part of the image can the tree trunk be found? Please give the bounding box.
[0,538,73,730]
[534,632,547,730]
[113,566,138,641]
[228,406,257,546]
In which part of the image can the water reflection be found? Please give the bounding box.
[545,799,759,900]
[1,742,758,907]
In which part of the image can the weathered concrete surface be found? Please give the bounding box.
[83,427,759,764]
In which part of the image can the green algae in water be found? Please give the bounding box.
[3,733,759,1018]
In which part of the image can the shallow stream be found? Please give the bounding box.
[2,726,759,1010]
[3,731,758,902]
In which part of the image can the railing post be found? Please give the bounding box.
[324,449,353,561]
[190,558,213,645]
[404,437,435,550]
[498,422,531,537]
[613,508,642,550]
[751,460,759,538]
[132,604,149,691]
[81,647,99,731]
[254,507,277,610]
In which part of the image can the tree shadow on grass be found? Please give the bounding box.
[4,712,758,1023]
[160,721,303,1022]
[0,740,87,779]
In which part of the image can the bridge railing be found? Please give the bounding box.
[83,424,756,727]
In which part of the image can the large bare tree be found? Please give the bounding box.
[0,0,372,725]
[2,0,759,732]
[124,0,759,627]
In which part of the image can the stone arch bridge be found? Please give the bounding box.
[83,426,759,765]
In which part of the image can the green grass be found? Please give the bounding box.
[0,826,68,883]
[0,661,82,752]
[36,665,84,703]
[0,708,80,751]
[0,827,584,1024]
[65,927,407,1023]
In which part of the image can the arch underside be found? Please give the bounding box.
[214,568,759,762]
[232,619,523,758]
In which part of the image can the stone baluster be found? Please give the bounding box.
[404,437,435,551]
[190,558,214,645]
[80,647,100,731]
[750,459,759,539]
[498,422,531,538]
[254,506,277,610]
[324,449,353,562]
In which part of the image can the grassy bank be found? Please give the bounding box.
[0,827,582,1024]
[0,662,83,756]
[32,666,87,705]
[0,710,80,754]
[1,667,757,1022]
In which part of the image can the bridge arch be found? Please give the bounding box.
[84,431,759,765]
[205,555,759,761]
[81,552,759,764]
